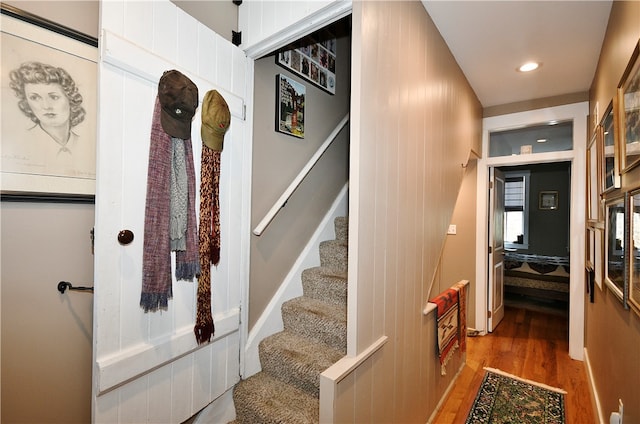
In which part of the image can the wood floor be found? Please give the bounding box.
[431,305,596,424]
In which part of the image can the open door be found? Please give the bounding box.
[92,3,249,422]
[488,167,505,332]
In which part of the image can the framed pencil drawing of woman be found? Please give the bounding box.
[1,5,97,196]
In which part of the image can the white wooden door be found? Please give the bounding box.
[488,167,505,332]
[92,2,249,422]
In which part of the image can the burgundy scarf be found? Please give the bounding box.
[194,147,220,344]
[141,96,199,312]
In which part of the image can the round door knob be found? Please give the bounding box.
[117,230,134,245]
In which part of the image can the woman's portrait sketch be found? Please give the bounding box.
[2,30,96,181]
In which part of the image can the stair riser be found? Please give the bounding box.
[282,304,346,352]
[232,373,319,424]
[301,270,347,306]
[259,349,320,396]
[319,241,348,272]
[232,218,348,423]
[334,217,348,241]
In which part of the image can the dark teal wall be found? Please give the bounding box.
[501,161,571,256]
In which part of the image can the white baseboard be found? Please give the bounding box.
[584,347,605,424]
[242,185,348,378]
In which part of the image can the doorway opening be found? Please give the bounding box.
[476,102,587,359]
[497,161,571,319]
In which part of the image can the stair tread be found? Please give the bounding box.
[303,266,347,280]
[233,216,349,423]
[260,330,344,395]
[283,296,346,318]
[233,372,319,424]
[282,296,347,352]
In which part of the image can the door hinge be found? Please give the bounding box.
[488,310,492,318]
[488,246,492,254]
[232,30,242,46]
[489,181,494,189]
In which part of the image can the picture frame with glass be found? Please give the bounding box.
[618,41,640,174]
[587,129,603,223]
[539,191,558,210]
[628,189,640,315]
[1,5,98,197]
[604,195,629,306]
[601,101,620,192]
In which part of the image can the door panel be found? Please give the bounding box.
[93,2,248,422]
[488,167,505,331]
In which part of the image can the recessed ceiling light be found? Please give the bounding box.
[518,62,540,72]
[537,138,547,143]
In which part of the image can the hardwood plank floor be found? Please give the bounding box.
[431,306,596,424]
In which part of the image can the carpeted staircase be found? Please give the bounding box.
[231,216,348,423]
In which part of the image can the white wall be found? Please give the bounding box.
[238,0,351,58]
[93,1,251,422]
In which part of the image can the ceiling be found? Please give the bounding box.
[421,1,613,108]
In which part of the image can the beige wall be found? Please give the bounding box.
[330,2,482,421]
[1,3,97,423]
[172,0,238,44]
[3,1,98,38]
[249,29,351,329]
[1,201,94,423]
[440,159,478,329]
[587,1,640,423]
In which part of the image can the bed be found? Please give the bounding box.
[503,252,570,302]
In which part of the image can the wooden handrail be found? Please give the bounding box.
[253,113,349,236]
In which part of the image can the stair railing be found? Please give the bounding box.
[253,113,350,236]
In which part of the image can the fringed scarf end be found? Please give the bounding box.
[175,262,201,281]
[140,292,171,313]
[194,320,215,345]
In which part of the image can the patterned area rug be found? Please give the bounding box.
[465,368,566,424]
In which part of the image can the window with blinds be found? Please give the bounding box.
[504,171,530,247]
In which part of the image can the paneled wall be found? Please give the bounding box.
[238,0,340,54]
[93,1,250,422]
[323,2,482,422]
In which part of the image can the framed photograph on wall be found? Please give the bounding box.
[604,195,629,306]
[628,189,640,315]
[587,129,603,223]
[594,226,604,290]
[1,5,98,197]
[539,191,558,210]
[601,101,620,192]
[276,36,336,95]
[618,40,640,174]
[276,74,305,139]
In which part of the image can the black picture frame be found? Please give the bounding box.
[539,191,558,210]
[1,5,98,197]
[276,36,336,95]
[276,74,305,139]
